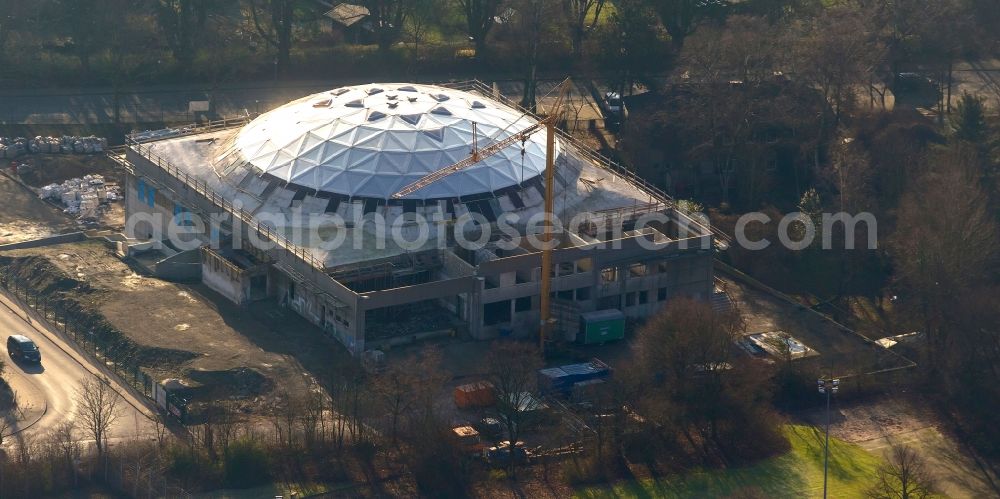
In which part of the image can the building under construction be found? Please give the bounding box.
[117,82,714,356]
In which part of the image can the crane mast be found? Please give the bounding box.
[390,79,572,354]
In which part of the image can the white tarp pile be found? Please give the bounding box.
[0,137,28,159]
[29,136,108,154]
[40,174,120,219]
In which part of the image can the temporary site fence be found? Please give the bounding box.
[0,271,190,422]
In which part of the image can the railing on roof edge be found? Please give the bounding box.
[445,80,729,244]
[128,115,253,144]
[121,81,728,267]
[124,139,327,273]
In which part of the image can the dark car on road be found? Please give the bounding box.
[7,335,41,363]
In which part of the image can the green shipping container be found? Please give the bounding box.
[579,309,625,344]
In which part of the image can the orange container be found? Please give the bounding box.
[454,381,495,408]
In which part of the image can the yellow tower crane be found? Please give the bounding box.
[391,80,572,353]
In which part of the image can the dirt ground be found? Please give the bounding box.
[0,154,125,245]
[721,276,913,376]
[0,173,77,245]
[13,153,123,189]
[796,395,1000,499]
[0,240,355,418]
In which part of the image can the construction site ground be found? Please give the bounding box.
[14,153,123,190]
[0,154,124,245]
[0,239,352,418]
[719,275,913,376]
[0,171,77,245]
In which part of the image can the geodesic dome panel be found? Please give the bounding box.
[224,83,557,200]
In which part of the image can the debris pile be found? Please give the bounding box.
[40,174,121,219]
[0,137,28,159]
[0,136,108,158]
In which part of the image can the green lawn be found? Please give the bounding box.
[576,425,884,498]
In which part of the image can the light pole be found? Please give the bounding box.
[818,377,840,499]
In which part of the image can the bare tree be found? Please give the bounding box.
[866,444,937,499]
[597,0,666,98]
[484,341,542,477]
[0,390,26,449]
[371,359,416,447]
[360,0,411,53]
[650,0,728,49]
[402,347,449,431]
[43,0,125,77]
[75,377,122,457]
[0,1,45,66]
[676,15,823,207]
[11,430,36,497]
[248,0,296,77]
[48,421,81,489]
[300,388,327,451]
[456,0,505,55]
[791,6,884,128]
[405,0,441,72]
[628,296,787,461]
[371,347,448,447]
[563,0,606,58]
[891,145,1000,365]
[505,0,561,110]
[154,0,221,68]
[270,390,304,449]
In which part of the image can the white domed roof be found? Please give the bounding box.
[229,83,556,200]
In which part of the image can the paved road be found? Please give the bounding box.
[0,291,159,449]
[0,75,597,126]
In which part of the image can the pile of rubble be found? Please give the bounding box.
[0,137,28,159]
[40,174,121,219]
[0,136,108,159]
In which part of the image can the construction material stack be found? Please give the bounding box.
[537,358,612,397]
[39,174,120,218]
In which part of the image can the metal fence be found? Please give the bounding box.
[0,270,189,422]
[126,138,328,275]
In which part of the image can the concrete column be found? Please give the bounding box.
[350,297,367,354]
[468,277,485,339]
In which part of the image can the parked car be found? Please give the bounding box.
[7,335,41,363]
[893,72,939,95]
[603,91,628,126]
[604,92,625,114]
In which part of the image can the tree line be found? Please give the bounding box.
[617,0,1000,464]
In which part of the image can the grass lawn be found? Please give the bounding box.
[576,424,884,498]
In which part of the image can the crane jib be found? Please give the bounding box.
[390,121,546,199]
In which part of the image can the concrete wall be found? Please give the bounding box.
[473,227,714,338]
[201,249,246,304]
[124,149,714,355]
[0,232,86,252]
[271,268,364,353]
[123,169,208,246]
[127,150,366,355]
